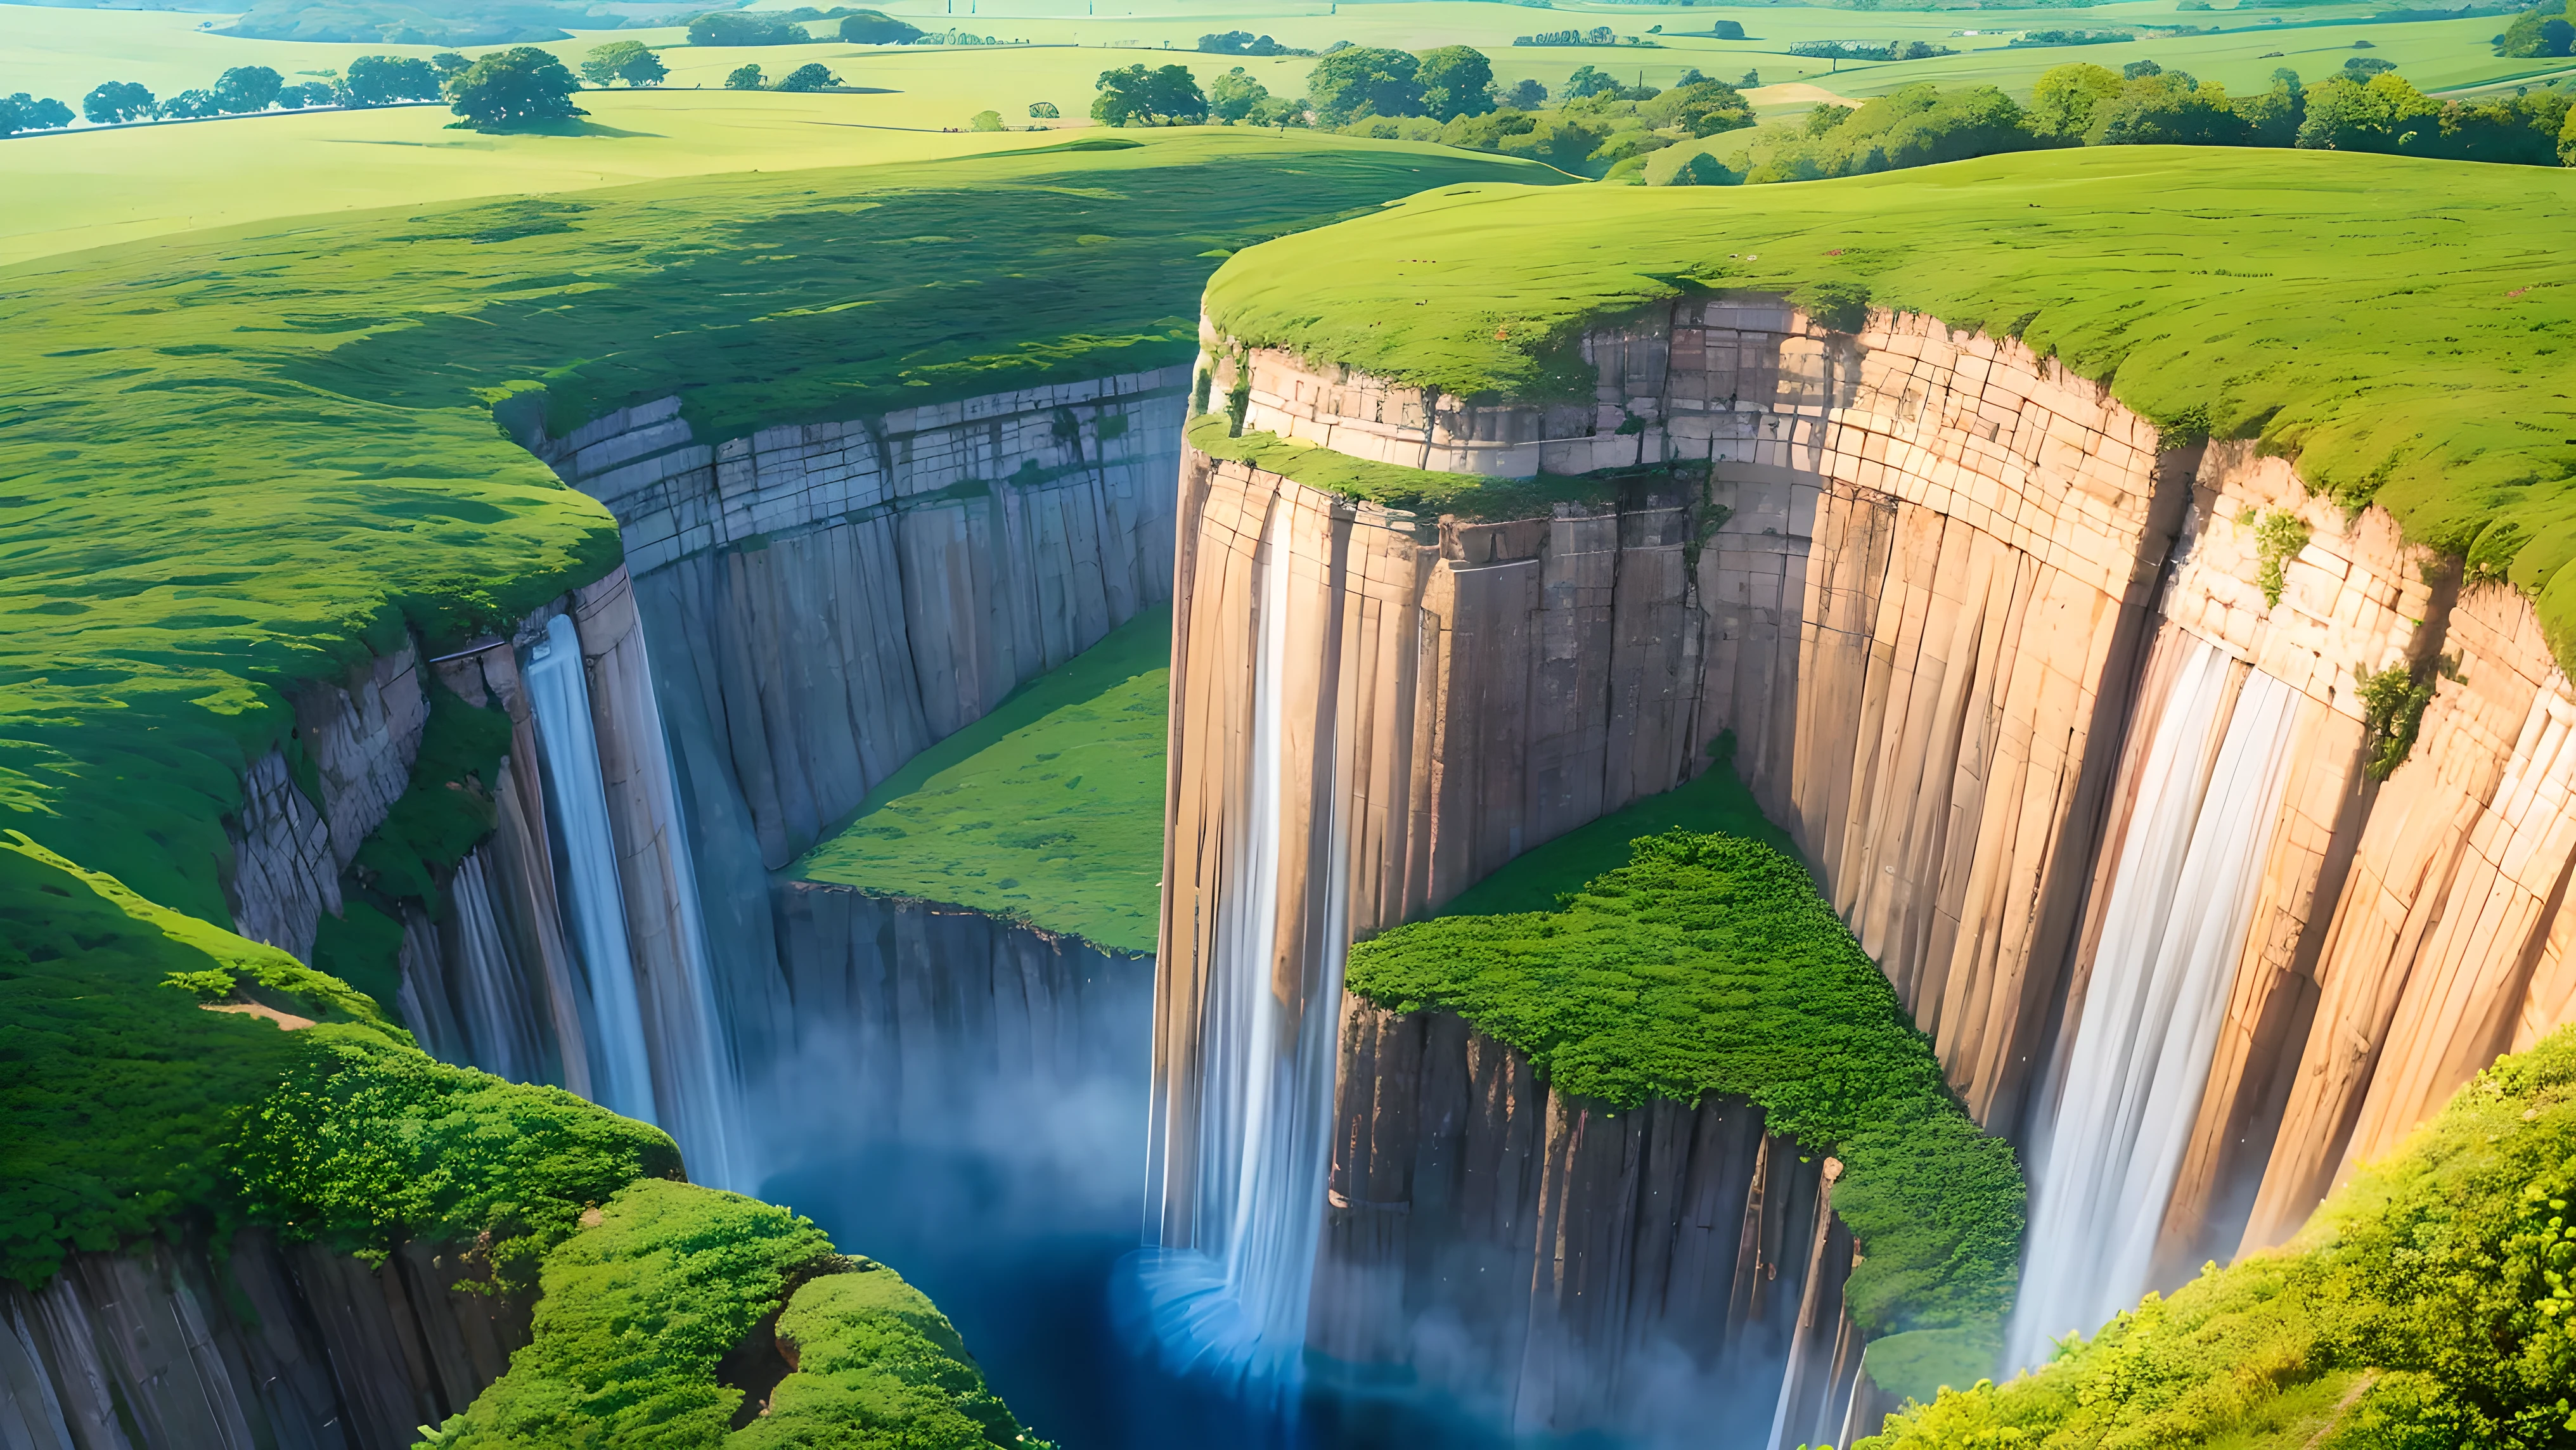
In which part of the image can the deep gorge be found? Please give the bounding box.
[9,144,2575,1450]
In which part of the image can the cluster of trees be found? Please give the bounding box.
[1514,26,1623,46]
[1690,60,2573,187]
[723,61,842,91]
[1196,30,1307,57]
[444,46,586,126]
[1,92,76,136]
[2008,29,2138,48]
[63,55,459,129]
[1306,45,1501,124]
[1344,68,1755,176]
[1788,39,1957,61]
[682,8,946,45]
[1091,63,1211,125]
[685,10,814,44]
[2497,0,2574,56]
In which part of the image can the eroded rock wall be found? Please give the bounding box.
[1162,292,2576,1403]
[3,1229,527,1450]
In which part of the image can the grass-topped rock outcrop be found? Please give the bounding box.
[1346,826,2025,1382]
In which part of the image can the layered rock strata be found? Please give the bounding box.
[2,1229,526,1450]
[535,371,1183,1075]
[1155,294,2576,1419]
[1311,1002,1882,1447]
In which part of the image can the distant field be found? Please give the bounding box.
[793,608,1171,954]
[6,0,2560,263]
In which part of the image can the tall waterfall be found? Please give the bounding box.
[1130,499,1345,1395]
[2009,637,2300,1367]
[524,614,660,1129]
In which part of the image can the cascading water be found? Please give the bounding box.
[1128,498,1344,1398]
[446,852,546,1083]
[524,613,660,1129]
[2009,637,2301,1367]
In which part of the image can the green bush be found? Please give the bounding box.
[1346,830,2025,1342]
[232,1026,680,1292]
[1857,1025,2576,1449]
[420,1179,1045,1449]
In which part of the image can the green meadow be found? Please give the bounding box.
[793,606,1172,954]
[0,130,1558,947]
[1207,146,2576,661]
[6,0,2563,262]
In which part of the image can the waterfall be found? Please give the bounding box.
[1130,497,1343,1395]
[449,853,546,1083]
[2009,638,2300,1367]
[524,613,660,1128]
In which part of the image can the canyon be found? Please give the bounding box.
[1147,293,2576,1437]
[14,271,2568,1450]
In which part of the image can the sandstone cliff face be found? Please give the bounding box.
[3,1229,527,1450]
[1313,1001,1879,1447]
[536,371,1183,1077]
[1157,295,2576,1409]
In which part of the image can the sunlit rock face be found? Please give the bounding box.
[1151,294,2576,1432]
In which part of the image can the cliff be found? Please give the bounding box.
[1150,281,2576,1432]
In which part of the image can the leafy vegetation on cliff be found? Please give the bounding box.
[793,605,1172,956]
[1201,147,2576,666]
[1345,829,2025,1373]
[1855,1024,2576,1450]
[420,1177,1044,1449]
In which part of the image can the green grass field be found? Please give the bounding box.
[1205,146,2576,662]
[0,131,1555,942]
[6,0,2561,263]
[792,606,1170,954]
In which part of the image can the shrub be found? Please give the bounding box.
[724,63,764,90]
[1502,77,1547,108]
[2356,662,2435,780]
[1661,77,1753,136]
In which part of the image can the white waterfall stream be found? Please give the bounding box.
[447,852,543,1084]
[524,613,660,1129]
[2008,637,2302,1368]
[1132,497,1344,1395]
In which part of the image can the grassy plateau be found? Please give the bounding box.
[792,605,1172,955]
[1201,146,2576,662]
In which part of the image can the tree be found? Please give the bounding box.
[1091,63,1206,126]
[580,41,666,88]
[160,89,222,119]
[446,46,586,127]
[1665,77,1753,137]
[688,11,811,45]
[2087,70,2248,145]
[969,108,1004,130]
[1209,66,1270,122]
[1306,46,1421,124]
[773,62,840,92]
[1501,77,1547,108]
[839,10,923,43]
[1199,30,1292,55]
[2026,62,2121,139]
[1028,101,1059,118]
[0,93,75,135]
[1246,96,1307,127]
[2497,0,2573,57]
[726,64,764,89]
[273,82,321,110]
[82,80,156,124]
[2295,71,2442,152]
[2232,70,2304,146]
[344,55,442,106]
[1415,45,1495,121]
[1561,64,1621,101]
[212,65,283,113]
[431,52,472,79]
[2343,55,2398,77]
